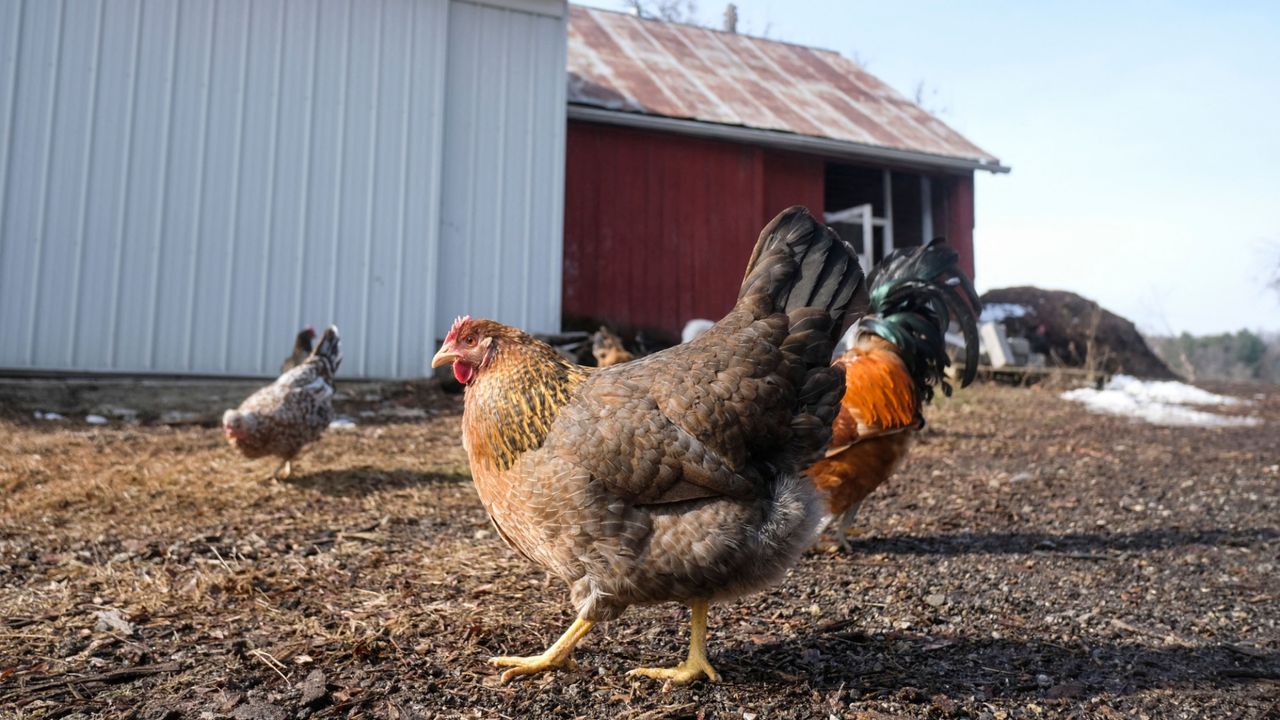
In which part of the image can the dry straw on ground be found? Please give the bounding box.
[1,383,1277,718]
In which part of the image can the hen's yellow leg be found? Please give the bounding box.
[628,599,721,685]
[268,459,292,482]
[491,617,594,682]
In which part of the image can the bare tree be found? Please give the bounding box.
[912,80,949,116]
[625,0,699,23]
[1268,238,1280,301]
[627,1,774,38]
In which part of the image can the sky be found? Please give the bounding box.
[573,0,1280,336]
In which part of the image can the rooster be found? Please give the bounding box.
[806,240,979,549]
[590,326,634,367]
[431,207,863,685]
[223,326,342,480]
[280,325,316,373]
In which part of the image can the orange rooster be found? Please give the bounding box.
[806,240,980,549]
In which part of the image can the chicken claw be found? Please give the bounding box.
[628,599,720,685]
[265,460,292,483]
[627,656,720,686]
[490,618,594,682]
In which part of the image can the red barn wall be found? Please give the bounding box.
[564,121,977,338]
[760,150,825,228]
[564,122,824,340]
[937,174,975,279]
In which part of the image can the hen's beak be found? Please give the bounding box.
[431,344,459,369]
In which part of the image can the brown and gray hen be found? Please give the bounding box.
[431,207,863,684]
[590,325,635,367]
[224,326,342,480]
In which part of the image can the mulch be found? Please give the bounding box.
[2,381,1276,719]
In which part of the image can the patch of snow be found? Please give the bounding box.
[1062,375,1260,428]
[85,414,109,425]
[381,406,427,420]
[34,411,65,421]
[159,410,205,425]
[681,319,715,344]
[329,417,357,430]
[980,303,1031,323]
[1102,374,1243,406]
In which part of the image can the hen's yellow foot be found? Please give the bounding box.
[627,657,720,685]
[490,617,594,683]
[629,599,720,685]
[490,652,578,682]
[269,460,292,482]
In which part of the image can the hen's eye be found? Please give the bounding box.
[464,335,477,346]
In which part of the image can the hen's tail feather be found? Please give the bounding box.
[308,326,343,378]
[740,206,865,338]
[858,240,981,402]
[740,207,866,471]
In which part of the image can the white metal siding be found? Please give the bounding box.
[0,0,566,378]
[436,0,566,337]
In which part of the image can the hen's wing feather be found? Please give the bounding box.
[544,208,860,509]
[559,366,759,507]
[560,308,840,508]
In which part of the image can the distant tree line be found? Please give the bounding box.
[1149,330,1280,384]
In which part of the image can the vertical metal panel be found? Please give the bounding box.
[0,0,58,364]
[436,0,567,338]
[0,0,477,377]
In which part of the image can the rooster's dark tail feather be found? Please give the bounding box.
[858,240,981,402]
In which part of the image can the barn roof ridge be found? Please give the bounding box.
[567,4,1008,174]
[571,3,846,55]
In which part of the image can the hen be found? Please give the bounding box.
[806,241,980,549]
[280,325,316,373]
[590,326,634,367]
[224,326,342,480]
[431,207,863,684]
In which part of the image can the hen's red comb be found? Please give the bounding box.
[444,315,471,343]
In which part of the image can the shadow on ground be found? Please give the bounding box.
[849,527,1280,557]
[721,627,1279,701]
[285,466,468,497]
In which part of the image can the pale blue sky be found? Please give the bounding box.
[573,1,1280,335]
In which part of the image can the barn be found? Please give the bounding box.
[1,1,1006,379]
[0,0,567,379]
[562,6,1008,342]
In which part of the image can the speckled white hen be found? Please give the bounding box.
[223,326,342,480]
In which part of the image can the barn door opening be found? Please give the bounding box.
[825,201,892,275]
[823,165,896,274]
[824,204,876,272]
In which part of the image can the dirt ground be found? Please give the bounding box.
[1,380,1277,719]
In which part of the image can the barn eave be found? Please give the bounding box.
[567,105,1011,175]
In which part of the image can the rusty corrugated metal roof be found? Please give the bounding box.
[568,6,1002,169]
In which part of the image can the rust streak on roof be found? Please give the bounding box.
[568,6,1001,167]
